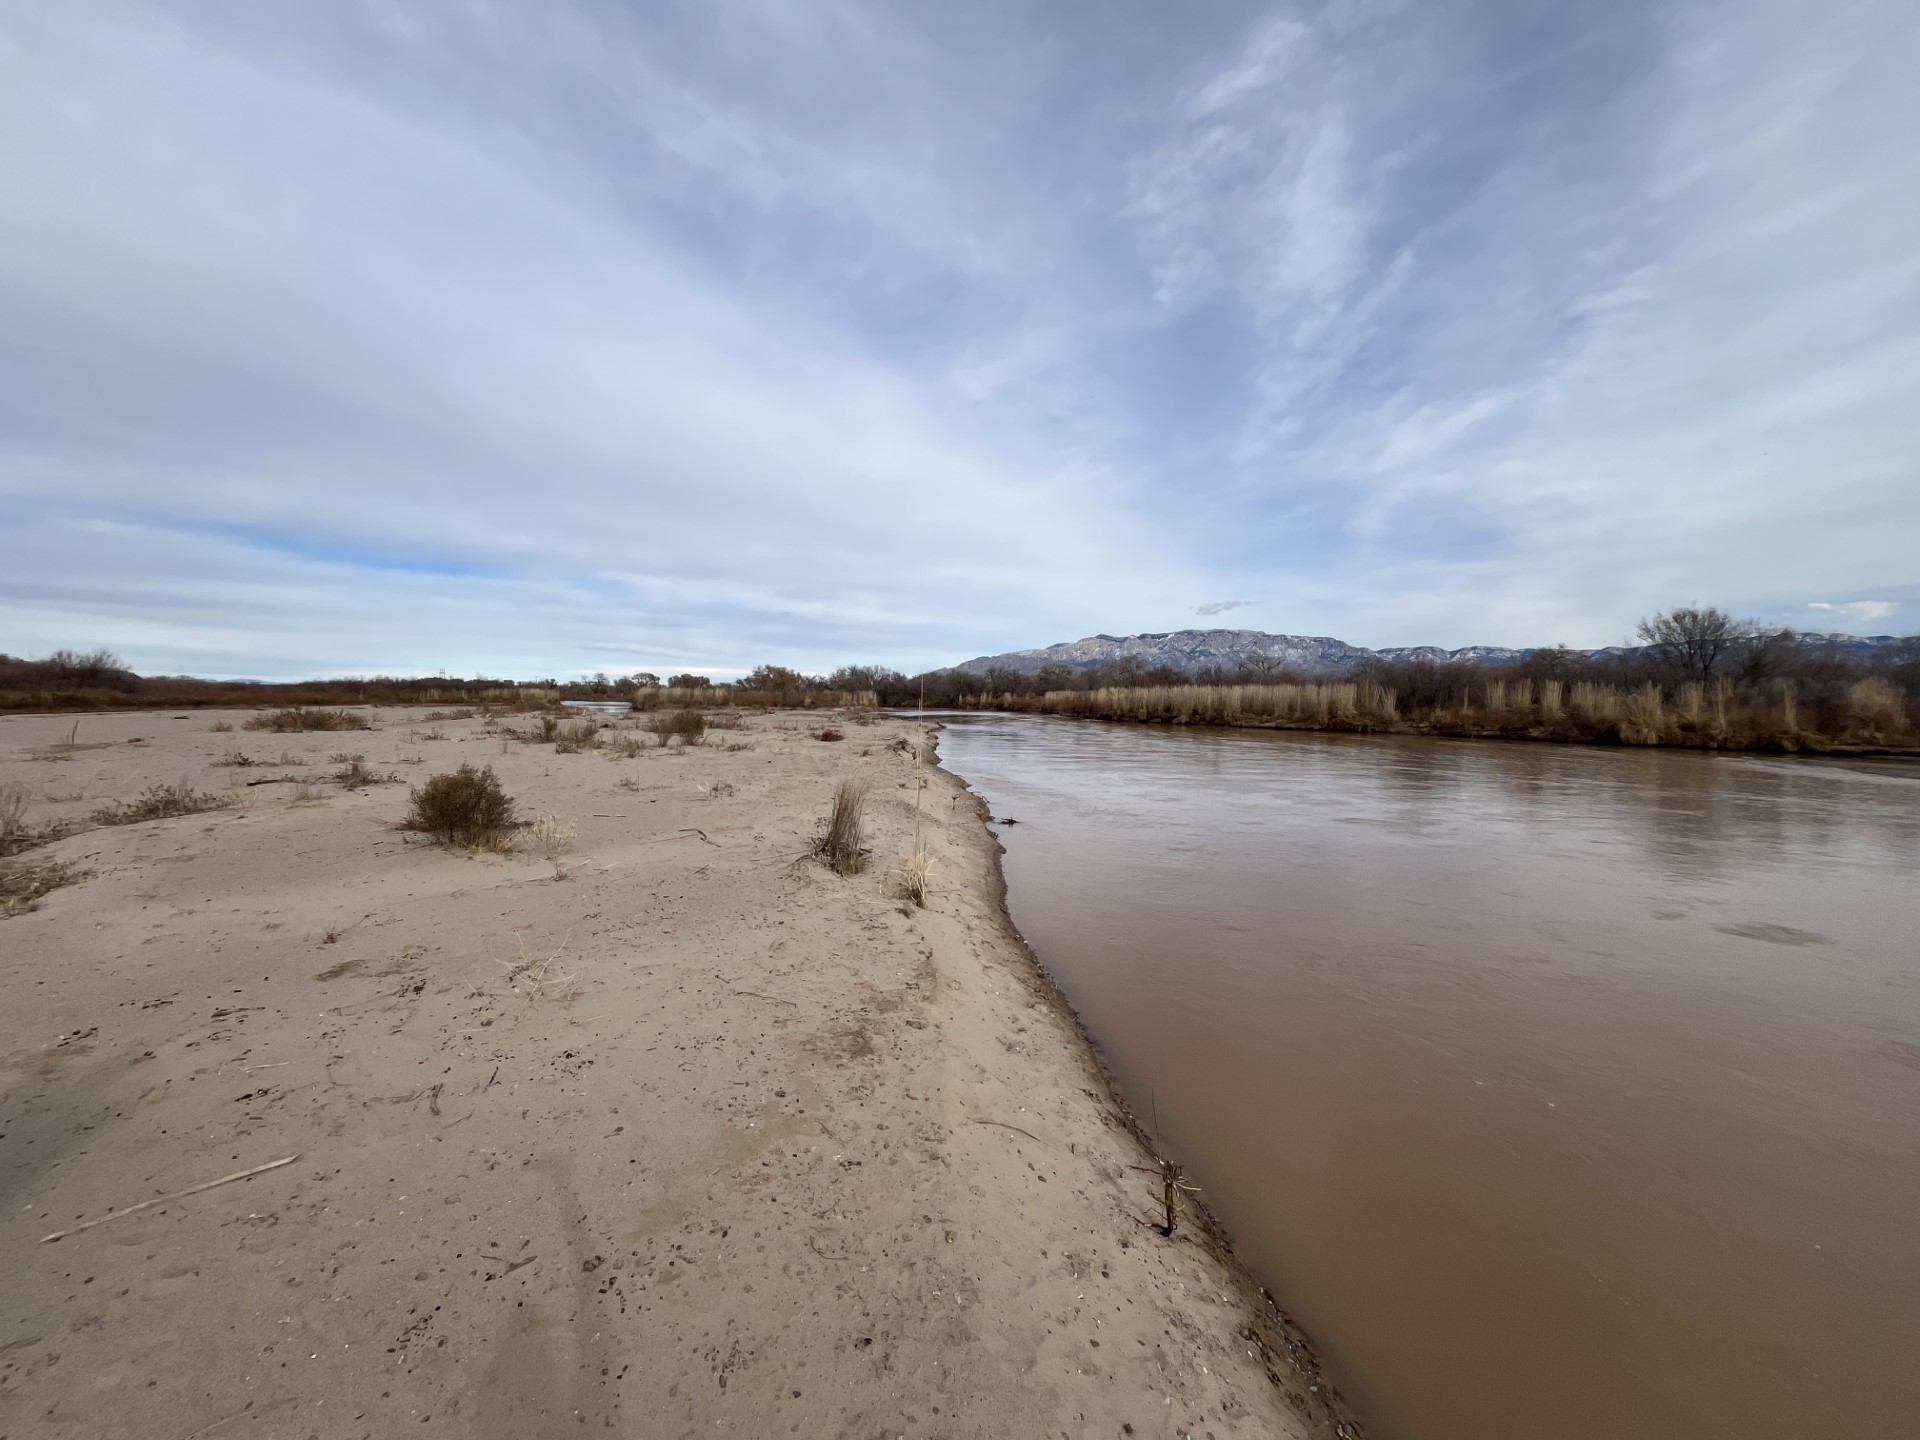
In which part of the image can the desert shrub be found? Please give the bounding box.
[90,782,233,825]
[332,753,398,788]
[647,709,706,743]
[523,813,577,859]
[814,728,844,742]
[208,720,234,733]
[213,749,256,767]
[0,782,26,853]
[608,733,650,758]
[244,708,370,733]
[553,720,602,753]
[405,764,515,847]
[1,857,89,917]
[815,780,868,876]
[422,708,475,721]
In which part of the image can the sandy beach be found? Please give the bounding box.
[0,706,1345,1439]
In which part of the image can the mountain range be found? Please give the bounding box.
[953,628,1911,678]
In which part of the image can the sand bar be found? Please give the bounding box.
[1,707,1345,1438]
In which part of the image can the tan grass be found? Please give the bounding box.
[90,781,233,826]
[901,836,934,908]
[815,780,868,876]
[243,707,370,733]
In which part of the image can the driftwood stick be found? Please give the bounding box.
[971,1118,1045,1145]
[38,1155,300,1244]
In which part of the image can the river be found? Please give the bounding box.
[935,714,1920,1440]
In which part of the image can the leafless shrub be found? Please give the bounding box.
[814,728,844,742]
[213,749,256,768]
[208,720,234,733]
[404,764,516,848]
[421,708,475,721]
[523,813,577,859]
[90,782,232,826]
[244,707,370,733]
[608,734,650,758]
[332,753,399,788]
[815,780,868,876]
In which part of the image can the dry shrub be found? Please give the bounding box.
[422,708,475,721]
[553,720,602,753]
[0,782,27,853]
[1,857,89,917]
[815,780,868,875]
[208,720,234,733]
[647,709,706,743]
[608,734,650,758]
[814,728,845,742]
[244,707,370,733]
[1618,684,1666,745]
[1848,678,1906,735]
[213,749,256,767]
[523,813,577,859]
[405,764,515,848]
[332,753,399,788]
[901,837,934,908]
[91,782,232,826]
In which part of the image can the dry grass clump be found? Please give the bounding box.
[421,708,475,721]
[213,749,256,767]
[0,782,72,857]
[331,753,399,788]
[607,733,650,758]
[405,764,515,848]
[90,782,233,826]
[553,720,603,753]
[900,837,934,908]
[208,719,234,733]
[814,728,845,742]
[1,857,89,917]
[815,780,868,875]
[647,709,707,744]
[244,707,370,733]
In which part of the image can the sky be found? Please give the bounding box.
[3,0,1917,680]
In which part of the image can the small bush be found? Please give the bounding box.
[213,749,256,767]
[91,781,233,826]
[608,734,650,758]
[815,780,868,876]
[405,764,515,848]
[208,720,234,733]
[901,837,933,908]
[814,728,844,742]
[332,753,398,788]
[1,857,89,917]
[244,708,370,733]
[648,710,706,743]
[421,708,475,721]
[523,813,577,859]
[553,720,602,753]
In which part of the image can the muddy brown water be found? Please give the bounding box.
[935,715,1920,1440]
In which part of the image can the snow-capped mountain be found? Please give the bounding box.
[954,629,1527,677]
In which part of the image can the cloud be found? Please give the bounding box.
[1808,601,1896,625]
[0,1,1915,676]
[1194,600,1255,617]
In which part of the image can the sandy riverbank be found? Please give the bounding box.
[0,706,1347,1439]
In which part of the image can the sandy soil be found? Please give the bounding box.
[0,706,1341,1439]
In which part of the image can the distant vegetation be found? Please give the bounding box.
[6,609,1913,752]
[953,609,1919,753]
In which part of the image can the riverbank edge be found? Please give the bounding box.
[964,708,1920,759]
[927,723,1369,1440]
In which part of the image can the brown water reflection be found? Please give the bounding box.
[936,717,1920,1440]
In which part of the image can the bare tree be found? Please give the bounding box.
[1634,607,1761,683]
